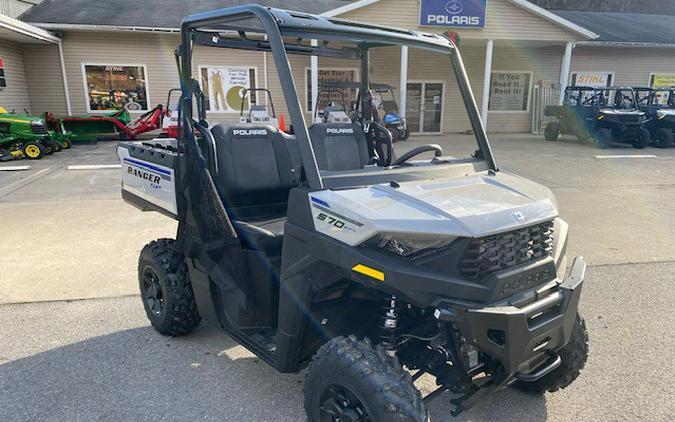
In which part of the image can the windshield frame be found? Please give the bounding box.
[179,5,497,190]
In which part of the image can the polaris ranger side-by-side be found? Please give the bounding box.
[118,6,588,421]
[635,87,675,148]
[545,86,650,149]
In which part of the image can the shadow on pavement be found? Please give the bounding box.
[1,321,549,422]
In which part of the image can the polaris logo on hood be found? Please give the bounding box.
[326,128,354,135]
[233,129,268,136]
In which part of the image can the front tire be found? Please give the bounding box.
[633,128,650,149]
[514,314,589,394]
[304,336,428,422]
[60,139,73,149]
[593,128,612,149]
[654,128,673,148]
[544,122,560,141]
[138,239,201,336]
[22,141,44,159]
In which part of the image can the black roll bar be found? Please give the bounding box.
[177,5,498,188]
[180,4,324,189]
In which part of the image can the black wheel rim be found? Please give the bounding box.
[319,384,370,422]
[141,266,164,317]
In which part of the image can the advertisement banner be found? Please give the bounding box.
[650,74,675,89]
[571,72,613,88]
[420,0,487,28]
[199,66,254,112]
[489,72,531,112]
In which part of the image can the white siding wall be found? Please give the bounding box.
[571,46,675,87]
[22,43,67,115]
[0,0,40,18]
[339,0,578,41]
[0,39,31,113]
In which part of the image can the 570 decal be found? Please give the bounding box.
[316,212,346,229]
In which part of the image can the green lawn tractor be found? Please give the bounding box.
[0,108,63,159]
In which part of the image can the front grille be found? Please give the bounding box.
[620,114,641,123]
[459,221,554,281]
[31,123,49,135]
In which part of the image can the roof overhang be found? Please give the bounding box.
[576,40,675,49]
[31,22,181,33]
[321,0,599,40]
[0,14,60,44]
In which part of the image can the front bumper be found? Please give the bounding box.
[440,257,585,378]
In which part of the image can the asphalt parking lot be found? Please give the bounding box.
[1,135,674,421]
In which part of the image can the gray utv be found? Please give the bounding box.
[118,5,588,421]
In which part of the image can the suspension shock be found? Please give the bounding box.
[381,295,398,355]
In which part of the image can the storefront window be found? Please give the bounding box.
[199,66,257,112]
[488,71,531,112]
[306,69,357,112]
[83,64,149,112]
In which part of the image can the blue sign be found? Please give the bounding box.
[420,0,487,28]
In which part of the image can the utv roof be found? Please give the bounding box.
[182,5,455,58]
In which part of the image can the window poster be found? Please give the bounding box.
[199,66,256,112]
[489,72,531,112]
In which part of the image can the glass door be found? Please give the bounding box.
[423,83,444,133]
[405,82,422,133]
[406,81,444,134]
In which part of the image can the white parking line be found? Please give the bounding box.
[0,165,31,171]
[67,164,121,170]
[594,155,657,159]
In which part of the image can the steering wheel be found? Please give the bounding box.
[393,144,443,166]
[369,121,394,167]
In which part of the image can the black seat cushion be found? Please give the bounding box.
[211,124,297,220]
[234,218,285,251]
[308,123,370,171]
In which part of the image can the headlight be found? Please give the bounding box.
[373,233,456,258]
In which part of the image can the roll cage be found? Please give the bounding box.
[565,86,638,109]
[635,87,675,107]
[176,5,496,190]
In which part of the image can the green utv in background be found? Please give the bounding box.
[0,109,65,159]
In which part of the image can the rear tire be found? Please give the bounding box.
[304,336,429,422]
[593,128,612,149]
[138,239,201,337]
[544,122,560,141]
[654,128,673,148]
[633,128,650,149]
[514,314,589,394]
[22,141,44,159]
[60,139,73,149]
[50,140,62,152]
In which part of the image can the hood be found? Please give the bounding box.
[309,172,558,246]
[599,108,644,116]
[657,109,675,120]
[0,113,36,123]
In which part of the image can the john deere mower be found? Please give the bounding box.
[0,107,63,159]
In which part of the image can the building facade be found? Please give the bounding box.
[1,0,674,135]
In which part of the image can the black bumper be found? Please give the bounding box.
[448,257,586,379]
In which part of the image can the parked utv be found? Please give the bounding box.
[0,107,62,159]
[371,83,410,142]
[545,86,650,149]
[635,87,675,148]
[119,6,588,421]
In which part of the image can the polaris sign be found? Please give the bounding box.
[420,0,487,28]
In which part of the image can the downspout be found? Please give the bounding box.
[57,41,72,115]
